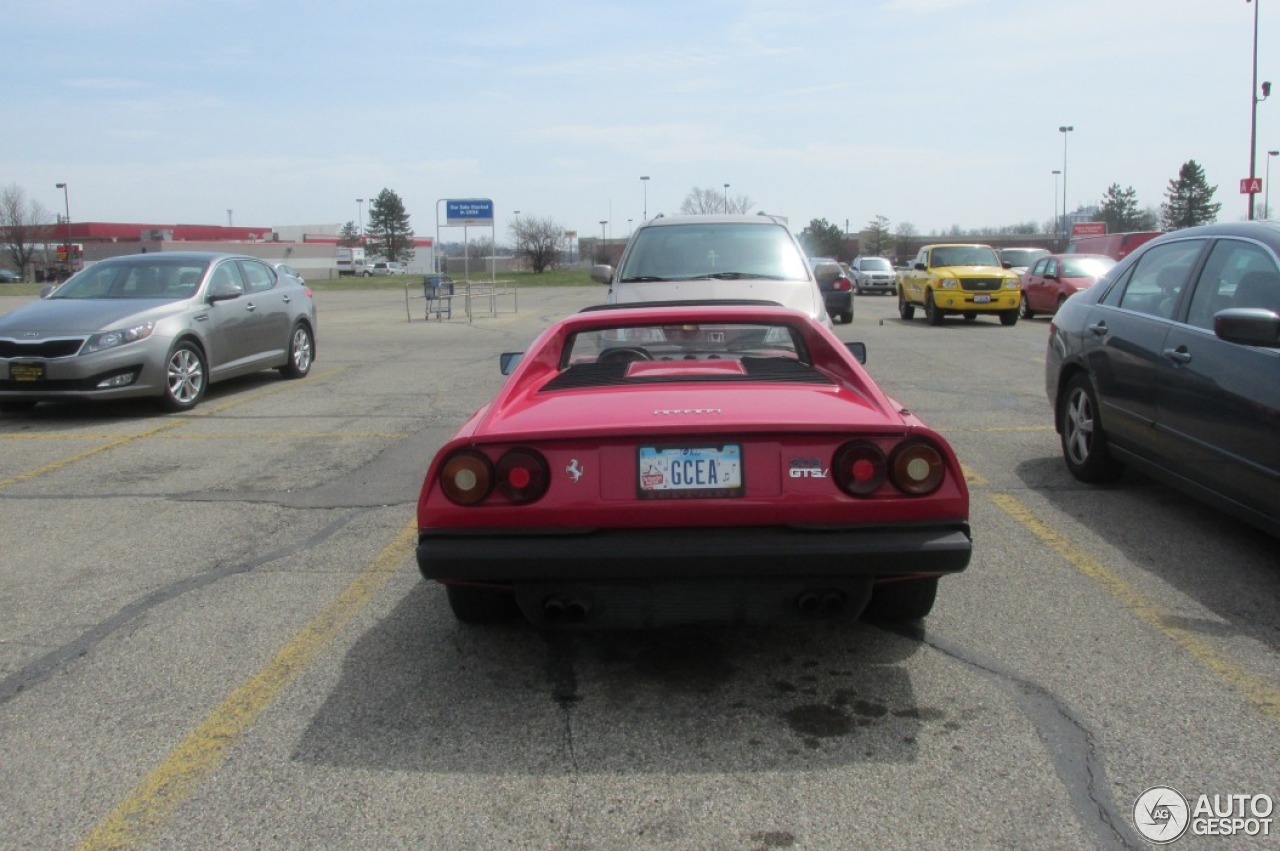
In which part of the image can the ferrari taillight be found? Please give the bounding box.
[495,448,550,504]
[889,440,946,495]
[440,451,494,505]
[833,441,888,496]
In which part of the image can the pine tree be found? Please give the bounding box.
[366,189,416,263]
[1096,184,1156,232]
[1160,161,1221,230]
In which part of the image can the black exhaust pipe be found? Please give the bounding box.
[543,597,566,623]
[820,591,846,617]
[797,592,821,616]
[564,599,590,623]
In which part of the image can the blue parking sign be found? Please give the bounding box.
[446,199,494,226]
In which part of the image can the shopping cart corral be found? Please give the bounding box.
[406,275,518,322]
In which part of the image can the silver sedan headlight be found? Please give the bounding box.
[81,322,155,355]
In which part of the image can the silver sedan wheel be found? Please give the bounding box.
[280,324,314,379]
[291,327,313,372]
[163,344,206,411]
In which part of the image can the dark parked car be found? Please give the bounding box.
[0,269,21,284]
[1045,222,1280,536]
[810,257,853,323]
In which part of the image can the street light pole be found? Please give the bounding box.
[1052,170,1061,241]
[724,183,730,213]
[1267,152,1279,218]
[55,182,70,274]
[1249,0,1271,220]
[1058,126,1073,240]
[356,198,364,243]
[599,220,608,263]
[640,175,650,220]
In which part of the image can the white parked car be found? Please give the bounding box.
[370,261,408,276]
[591,215,831,327]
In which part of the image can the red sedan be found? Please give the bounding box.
[1019,253,1116,319]
[415,302,971,629]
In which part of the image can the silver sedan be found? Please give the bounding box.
[0,251,317,413]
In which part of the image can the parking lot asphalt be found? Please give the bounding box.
[0,287,1277,850]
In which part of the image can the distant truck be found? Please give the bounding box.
[896,243,1022,326]
[1065,230,1161,261]
[336,247,371,277]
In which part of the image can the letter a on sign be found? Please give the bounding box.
[1241,177,1264,194]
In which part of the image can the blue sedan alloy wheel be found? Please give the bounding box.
[1060,373,1123,483]
[161,341,207,412]
[280,323,314,379]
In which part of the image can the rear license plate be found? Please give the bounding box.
[638,444,743,499]
[973,294,992,304]
[9,362,45,382]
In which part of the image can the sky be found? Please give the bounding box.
[3,0,1277,243]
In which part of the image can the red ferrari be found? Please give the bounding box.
[415,302,971,628]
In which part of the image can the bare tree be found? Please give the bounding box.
[894,221,919,264]
[679,186,754,215]
[510,214,565,273]
[1,184,53,279]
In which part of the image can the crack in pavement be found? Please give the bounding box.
[0,508,369,706]
[883,621,1143,851]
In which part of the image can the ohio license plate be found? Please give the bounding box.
[637,444,743,499]
[9,362,45,382]
[973,294,992,304]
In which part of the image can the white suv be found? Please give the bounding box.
[849,256,897,295]
[591,215,830,326]
[370,261,407,276]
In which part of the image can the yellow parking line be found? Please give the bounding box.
[75,519,417,851]
[0,368,348,492]
[988,491,1280,723]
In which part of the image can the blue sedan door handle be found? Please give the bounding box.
[244,302,257,312]
[1163,346,1192,364]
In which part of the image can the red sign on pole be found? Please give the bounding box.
[1071,222,1107,237]
[1241,177,1263,194]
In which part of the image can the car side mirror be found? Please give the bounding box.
[1001,261,1013,269]
[1214,308,1280,347]
[590,264,614,285]
[499,352,525,374]
[208,280,243,302]
[845,342,867,364]
[914,262,926,271]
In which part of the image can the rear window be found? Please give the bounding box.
[618,223,809,282]
[542,319,829,390]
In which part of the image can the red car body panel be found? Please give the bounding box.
[415,303,971,627]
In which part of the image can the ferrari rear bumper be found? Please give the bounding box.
[417,521,972,582]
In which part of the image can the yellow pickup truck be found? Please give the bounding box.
[896,243,1022,326]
